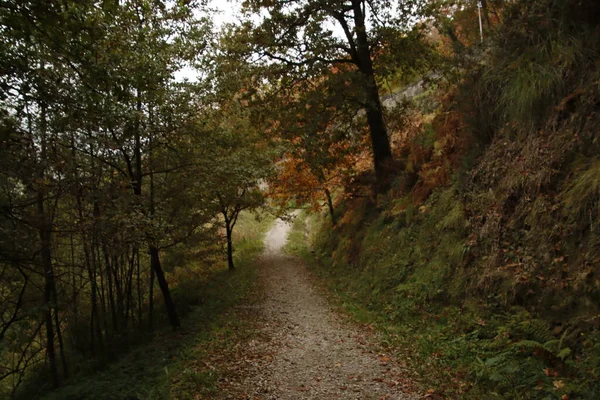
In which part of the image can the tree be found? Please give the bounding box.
[232,0,430,189]
[69,0,206,330]
[267,75,368,225]
[194,98,274,271]
[0,0,212,393]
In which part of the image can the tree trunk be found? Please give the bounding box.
[92,199,108,333]
[136,248,142,329]
[124,250,135,328]
[351,0,393,188]
[148,265,155,330]
[150,246,180,328]
[103,246,118,332]
[226,224,235,271]
[112,255,123,326]
[114,255,124,325]
[142,114,180,329]
[38,193,58,387]
[70,235,78,317]
[324,188,336,225]
[89,238,103,350]
[86,253,100,355]
[480,0,492,28]
[80,236,96,355]
[52,288,68,379]
[35,93,59,387]
[97,243,108,332]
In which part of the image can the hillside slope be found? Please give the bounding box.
[305,1,600,398]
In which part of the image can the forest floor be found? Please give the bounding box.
[216,217,420,400]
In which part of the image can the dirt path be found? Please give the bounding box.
[223,217,418,399]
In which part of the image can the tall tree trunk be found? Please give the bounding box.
[35,92,59,387]
[137,98,180,329]
[81,235,96,355]
[136,248,142,329]
[148,265,155,330]
[113,254,124,326]
[103,246,118,332]
[85,247,100,355]
[150,246,180,328]
[52,287,68,379]
[70,235,78,317]
[38,193,58,387]
[124,249,135,328]
[90,236,104,349]
[78,195,102,354]
[97,243,108,332]
[351,0,393,188]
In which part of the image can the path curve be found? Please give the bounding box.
[225,217,418,399]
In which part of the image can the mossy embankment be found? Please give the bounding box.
[288,2,600,397]
[295,180,600,398]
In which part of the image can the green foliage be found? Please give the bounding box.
[282,213,309,257]
[28,211,270,400]
[231,211,276,261]
[473,0,600,132]
[478,36,582,127]
[301,182,600,397]
[0,0,275,392]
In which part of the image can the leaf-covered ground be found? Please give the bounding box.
[216,217,419,400]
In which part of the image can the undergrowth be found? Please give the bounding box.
[27,212,273,400]
[290,201,600,399]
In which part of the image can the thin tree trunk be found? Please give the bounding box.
[90,239,104,349]
[78,201,101,355]
[52,288,68,379]
[137,97,179,329]
[148,265,155,330]
[84,243,98,355]
[124,249,135,328]
[136,248,142,329]
[113,254,124,326]
[38,192,58,387]
[226,224,235,271]
[150,246,180,328]
[70,235,78,317]
[103,246,118,332]
[35,91,59,387]
[97,243,108,332]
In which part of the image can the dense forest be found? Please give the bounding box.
[1,0,599,399]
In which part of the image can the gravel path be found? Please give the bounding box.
[223,217,418,399]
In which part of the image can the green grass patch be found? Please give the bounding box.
[232,211,275,260]
[282,212,309,256]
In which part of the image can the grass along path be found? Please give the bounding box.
[220,214,419,399]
